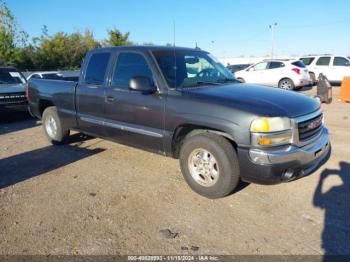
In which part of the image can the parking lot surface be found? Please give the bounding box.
[0,87,349,255]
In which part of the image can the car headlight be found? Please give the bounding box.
[250,117,292,146]
[250,117,291,133]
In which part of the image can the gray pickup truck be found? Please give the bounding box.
[0,67,28,113]
[27,46,330,198]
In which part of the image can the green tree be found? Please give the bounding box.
[0,0,28,66]
[33,29,100,70]
[103,28,132,47]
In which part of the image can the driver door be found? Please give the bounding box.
[103,51,165,153]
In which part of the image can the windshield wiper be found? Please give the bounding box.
[182,81,221,88]
[217,78,240,83]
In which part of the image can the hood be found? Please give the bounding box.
[182,83,320,118]
[0,83,26,94]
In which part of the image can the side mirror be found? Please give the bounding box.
[129,76,156,93]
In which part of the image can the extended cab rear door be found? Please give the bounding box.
[76,51,113,136]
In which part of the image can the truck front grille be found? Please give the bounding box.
[298,114,323,141]
[0,93,27,105]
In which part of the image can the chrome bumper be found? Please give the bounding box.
[249,127,330,166]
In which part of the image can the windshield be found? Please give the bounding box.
[152,50,237,88]
[0,69,26,85]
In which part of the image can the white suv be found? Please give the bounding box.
[234,60,310,90]
[300,55,350,83]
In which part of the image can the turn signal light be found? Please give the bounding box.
[258,137,272,145]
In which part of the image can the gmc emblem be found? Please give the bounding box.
[308,118,322,130]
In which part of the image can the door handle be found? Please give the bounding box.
[105,95,115,103]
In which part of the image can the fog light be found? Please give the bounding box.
[282,169,294,181]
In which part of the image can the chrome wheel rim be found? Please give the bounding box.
[280,80,292,90]
[188,148,219,187]
[45,116,57,139]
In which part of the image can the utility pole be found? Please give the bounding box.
[269,22,278,59]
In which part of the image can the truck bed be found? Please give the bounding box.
[28,79,78,127]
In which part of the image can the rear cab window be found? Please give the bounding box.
[316,57,331,66]
[84,52,111,85]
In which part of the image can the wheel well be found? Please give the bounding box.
[171,124,237,158]
[38,99,54,117]
[278,77,294,85]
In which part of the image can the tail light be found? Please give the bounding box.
[25,82,30,102]
[292,68,301,75]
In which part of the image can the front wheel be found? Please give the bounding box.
[42,106,70,145]
[179,132,240,199]
[278,78,295,90]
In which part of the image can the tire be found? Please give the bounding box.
[179,132,240,199]
[237,78,245,83]
[42,106,70,145]
[309,72,316,86]
[278,78,295,90]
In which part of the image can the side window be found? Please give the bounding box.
[31,74,40,79]
[300,57,315,66]
[316,57,331,66]
[85,52,111,85]
[269,62,285,69]
[333,57,350,66]
[111,52,153,89]
[252,62,268,71]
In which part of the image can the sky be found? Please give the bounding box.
[6,0,350,57]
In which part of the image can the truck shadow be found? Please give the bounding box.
[0,112,38,135]
[313,161,350,257]
[0,134,104,189]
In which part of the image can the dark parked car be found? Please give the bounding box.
[0,67,28,113]
[28,46,330,198]
[227,64,252,73]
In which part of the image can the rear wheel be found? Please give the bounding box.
[42,106,70,145]
[278,78,295,90]
[179,132,240,199]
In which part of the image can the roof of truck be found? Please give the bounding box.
[90,45,206,53]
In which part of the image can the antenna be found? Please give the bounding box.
[173,20,176,47]
[173,20,177,90]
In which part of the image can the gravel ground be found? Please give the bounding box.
[0,87,349,255]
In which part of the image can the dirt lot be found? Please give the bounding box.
[0,87,349,256]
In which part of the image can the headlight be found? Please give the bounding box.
[250,117,291,133]
[250,117,292,146]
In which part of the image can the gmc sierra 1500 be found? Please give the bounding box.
[27,46,330,198]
